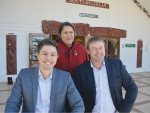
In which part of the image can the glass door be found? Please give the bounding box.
[102,37,120,59]
[75,36,85,46]
[29,33,49,67]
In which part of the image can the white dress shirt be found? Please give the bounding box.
[91,60,116,113]
[35,67,53,113]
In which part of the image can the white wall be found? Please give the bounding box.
[0,0,150,82]
[0,0,43,82]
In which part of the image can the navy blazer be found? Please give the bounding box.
[5,67,84,112]
[74,58,138,113]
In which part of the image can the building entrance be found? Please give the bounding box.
[28,20,127,67]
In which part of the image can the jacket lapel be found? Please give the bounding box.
[50,67,58,112]
[85,61,96,99]
[32,66,39,110]
[104,58,115,103]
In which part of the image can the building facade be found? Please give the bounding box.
[0,0,150,82]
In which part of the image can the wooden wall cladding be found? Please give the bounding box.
[90,27,127,38]
[42,20,90,36]
[6,35,17,75]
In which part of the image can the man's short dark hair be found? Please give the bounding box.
[37,38,59,56]
[57,22,76,40]
[87,36,106,50]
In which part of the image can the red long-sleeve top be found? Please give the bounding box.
[55,41,89,78]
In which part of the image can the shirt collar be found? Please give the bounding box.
[38,66,53,82]
[90,59,105,70]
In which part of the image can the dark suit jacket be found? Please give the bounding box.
[74,58,138,113]
[5,67,84,113]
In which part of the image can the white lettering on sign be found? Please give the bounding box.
[79,0,83,4]
[70,0,74,2]
[96,2,99,6]
[66,0,109,9]
[83,0,86,5]
[75,0,78,3]
[79,13,98,18]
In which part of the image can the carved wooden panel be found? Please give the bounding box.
[90,27,126,38]
[6,35,17,75]
[90,27,108,37]
[137,40,143,68]
[42,20,61,34]
[42,20,90,36]
[73,23,90,36]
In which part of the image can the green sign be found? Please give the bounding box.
[125,44,135,47]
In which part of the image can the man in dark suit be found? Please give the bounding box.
[5,38,84,112]
[74,36,138,113]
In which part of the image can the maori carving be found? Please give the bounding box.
[42,20,61,34]
[73,23,90,36]
[42,20,126,37]
[110,28,126,38]
[90,27,108,37]
[90,27,126,38]
[42,20,90,36]
[137,40,143,67]
[6,35,17,75]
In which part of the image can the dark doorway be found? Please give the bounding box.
[75,36,85,46]
[50,35,59,43]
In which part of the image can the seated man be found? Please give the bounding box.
[5,38,84,113]
[74,36,138,113]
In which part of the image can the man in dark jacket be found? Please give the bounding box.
[74,36,138,113]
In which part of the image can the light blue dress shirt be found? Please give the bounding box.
[35,67,53,113]
[91,60,116,113]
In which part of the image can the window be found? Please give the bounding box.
[103,37,120,59]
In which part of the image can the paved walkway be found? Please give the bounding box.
[0,71,150,112]
[129,71,150,113]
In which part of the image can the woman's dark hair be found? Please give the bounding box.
[37,38,59,56]
[57,22,76,40]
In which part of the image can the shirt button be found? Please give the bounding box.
[64,68,68,71]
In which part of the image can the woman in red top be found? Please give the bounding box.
[55,22,89,78]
